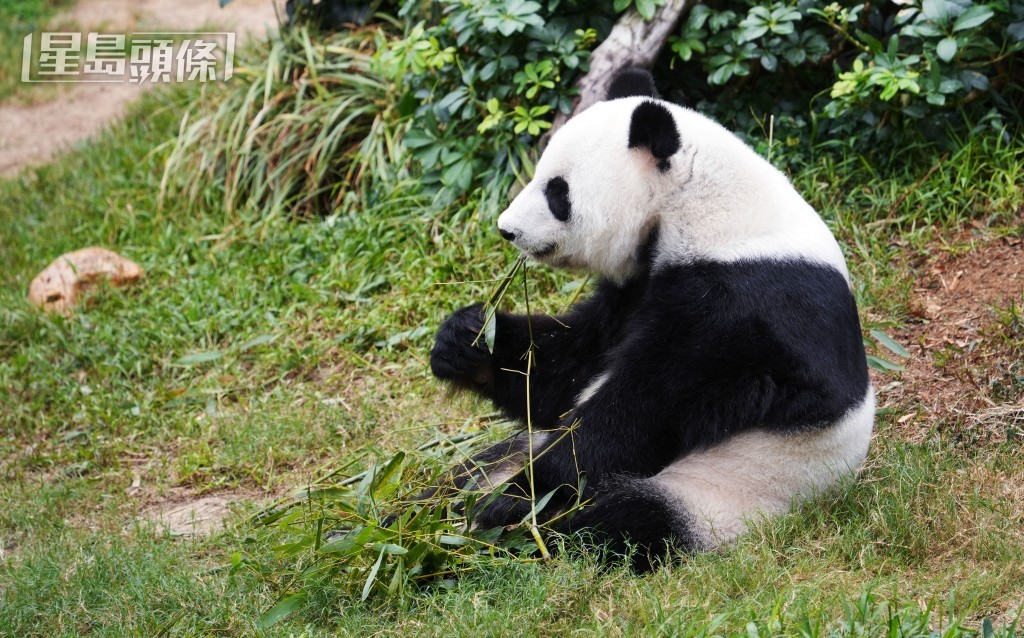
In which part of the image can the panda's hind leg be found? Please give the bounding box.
[563,477,696,573]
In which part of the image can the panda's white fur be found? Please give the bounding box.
[429,69,873,570]
[653,388,874,548]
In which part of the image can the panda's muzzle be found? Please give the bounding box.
[496,223,556,258]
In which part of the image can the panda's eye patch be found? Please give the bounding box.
[544,177,571,222]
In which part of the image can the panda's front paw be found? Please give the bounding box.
[430,304,494,387]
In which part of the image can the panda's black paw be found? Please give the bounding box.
[430,304,494,387]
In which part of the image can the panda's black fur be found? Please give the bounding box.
[428,69,873,571]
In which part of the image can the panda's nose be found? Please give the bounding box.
[499,227,517,242]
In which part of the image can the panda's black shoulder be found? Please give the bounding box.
[644,258,864,360]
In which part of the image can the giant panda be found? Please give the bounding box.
[427,68,874,571]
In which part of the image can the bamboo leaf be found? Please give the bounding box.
[483,309,497,353]
[870,329,911,358]
[520,486,560,523]
[866,354,904,372]
[258,593,306,628]
[174,351,223,366]
[361,547,387,601]
[439,534,470,546]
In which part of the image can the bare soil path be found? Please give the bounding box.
[0,0,278,175]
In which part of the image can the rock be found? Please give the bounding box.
[28,247,144,314]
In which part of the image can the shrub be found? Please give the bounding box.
[376,0,616,204]
[661,0,1024,157]
[182,0,1022,217]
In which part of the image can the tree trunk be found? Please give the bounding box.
[543,0,695,145]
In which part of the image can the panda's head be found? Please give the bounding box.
[497,69,693,283]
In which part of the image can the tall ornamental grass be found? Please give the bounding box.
[161,26,405,220]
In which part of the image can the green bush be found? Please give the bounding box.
[662,0,1023,156]
[379,0,618,204]
[179,0,1021,217]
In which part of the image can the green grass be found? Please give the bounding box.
[2,59,1024,635]
[0,0,78,101]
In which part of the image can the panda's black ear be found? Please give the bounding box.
[606,67,657,100]
[628,101,680,170]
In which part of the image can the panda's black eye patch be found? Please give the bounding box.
[545,177,571,222]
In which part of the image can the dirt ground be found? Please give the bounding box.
[0,0,279,175]
[878,233,1024,441]
[143,487,266,536]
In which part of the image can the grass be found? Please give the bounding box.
[161,26,405,220]
[2,38,1024,635]
[0,0,78,101]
